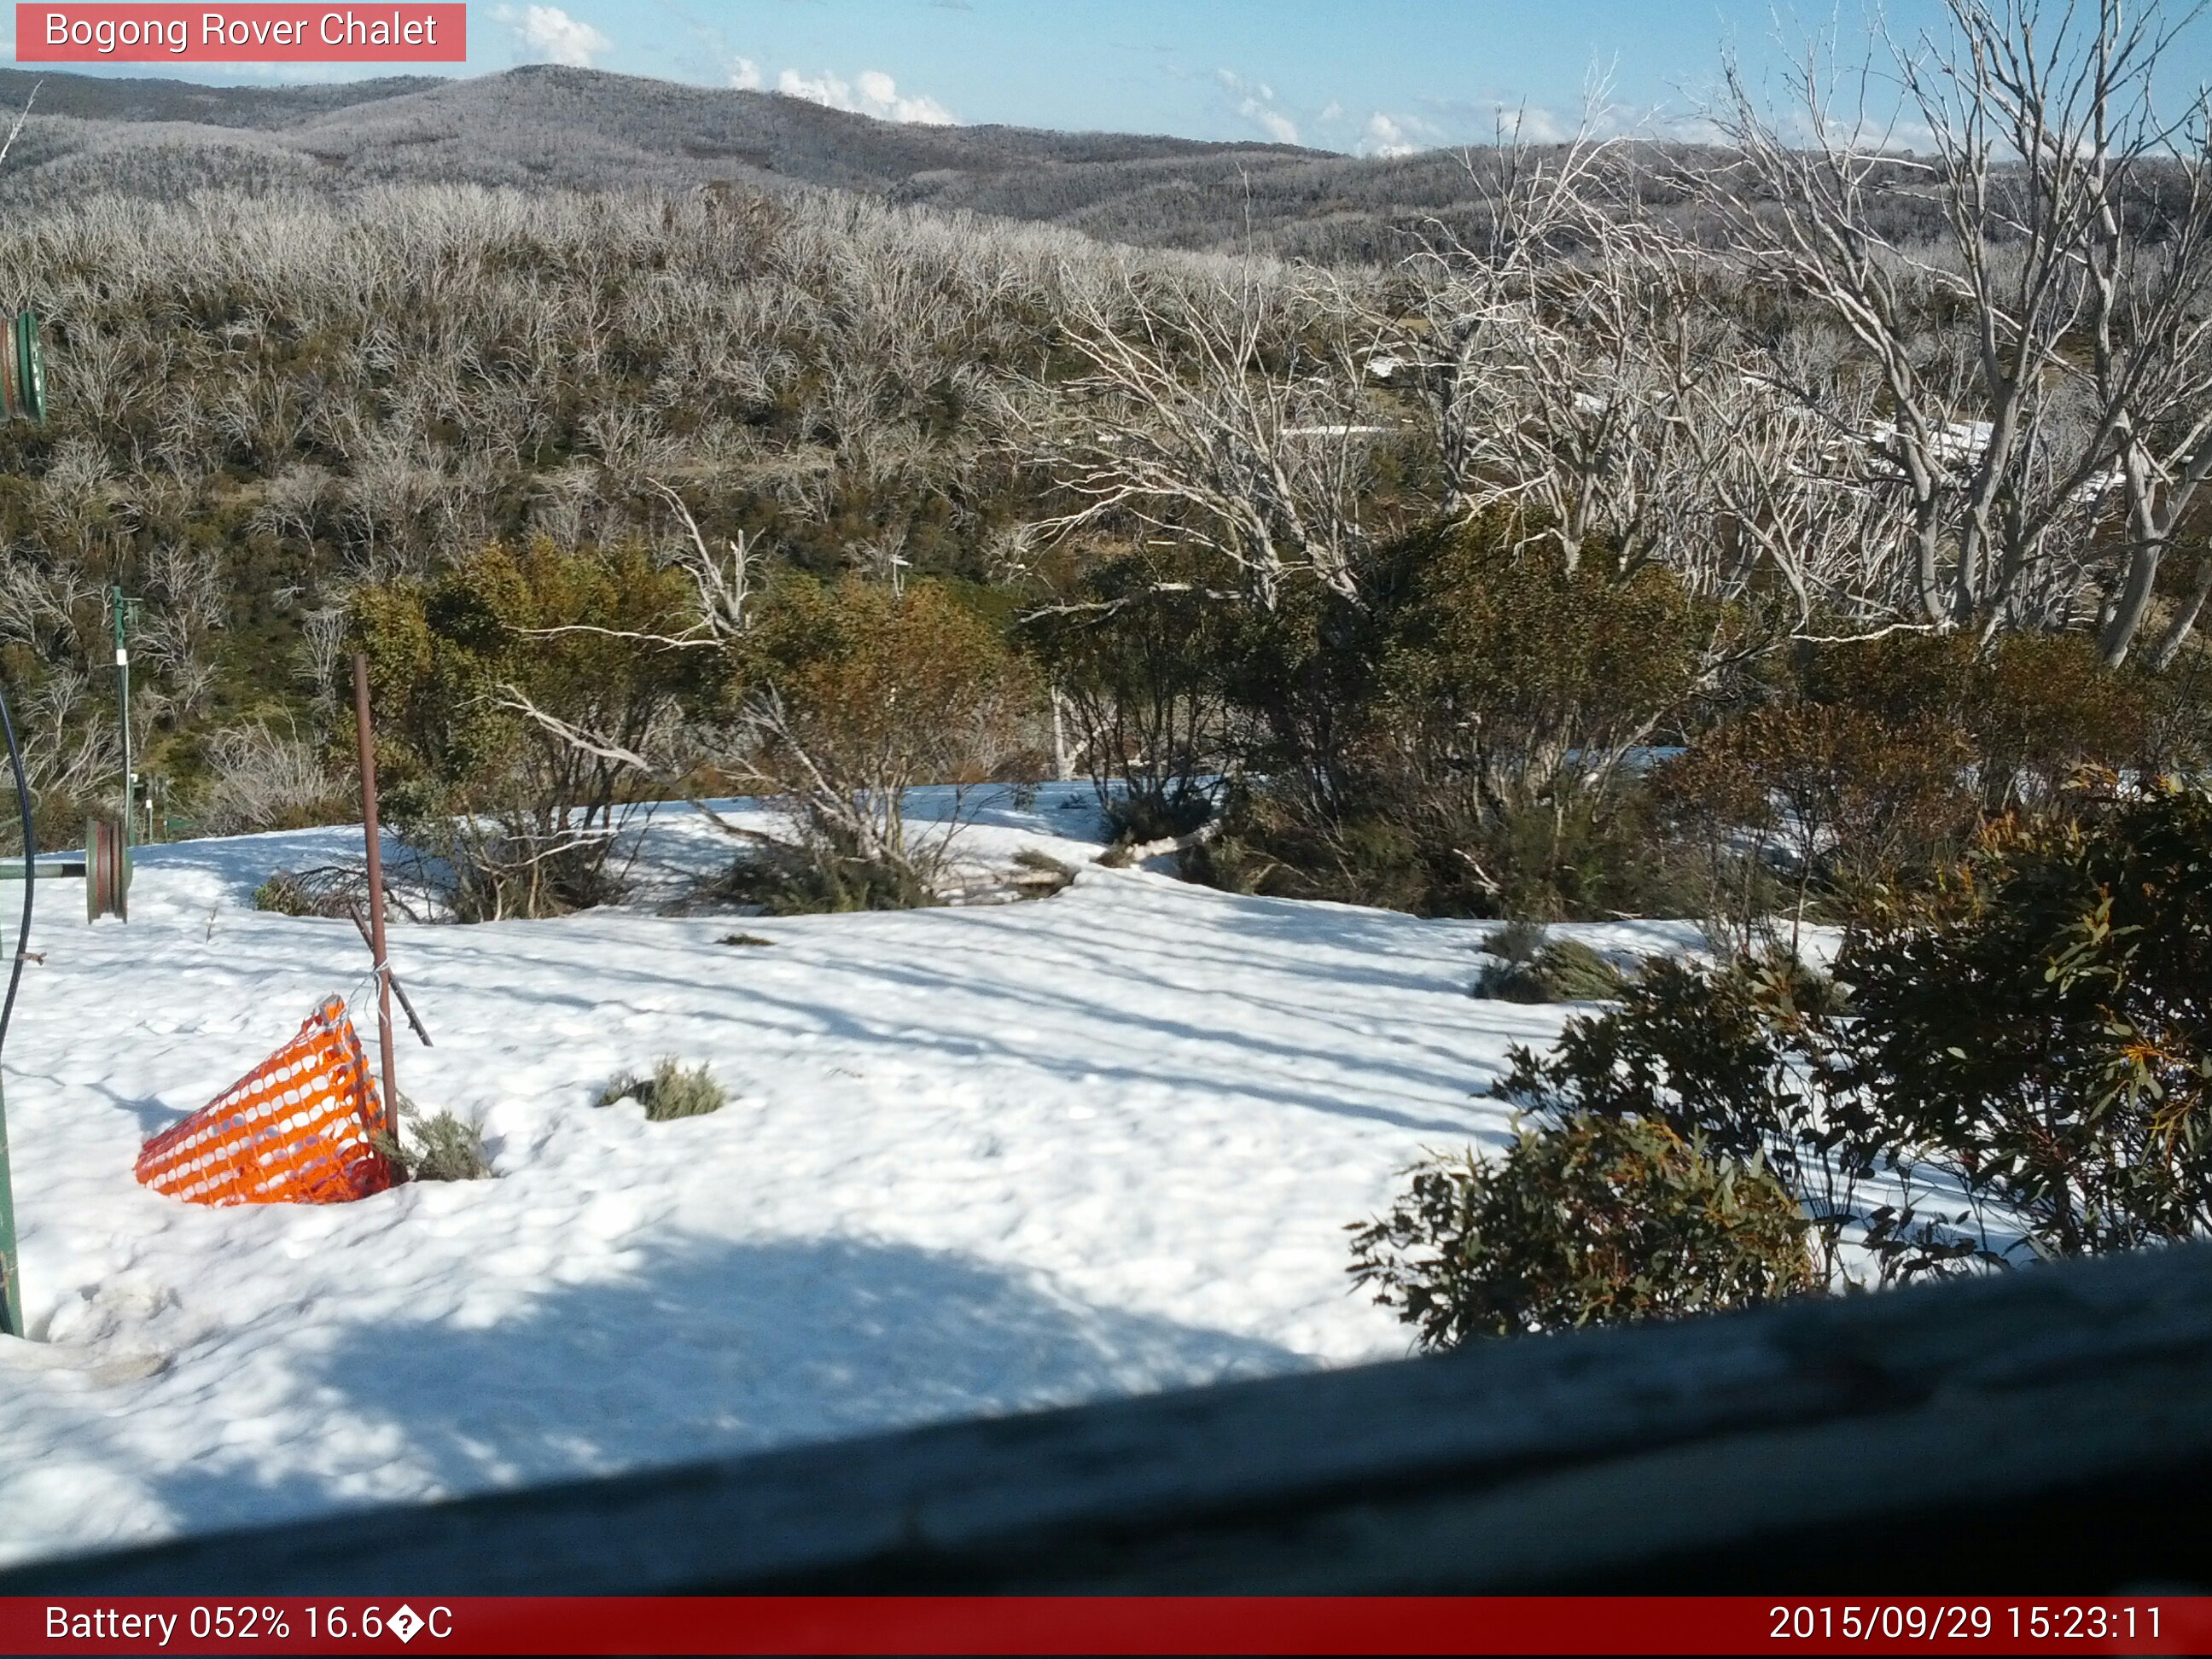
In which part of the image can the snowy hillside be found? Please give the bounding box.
[0,786,1696,1568]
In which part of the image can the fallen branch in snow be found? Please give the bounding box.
[1097,819,1222,870]
[937,850,1081,905]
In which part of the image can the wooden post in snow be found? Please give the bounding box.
[352,654,399,1138]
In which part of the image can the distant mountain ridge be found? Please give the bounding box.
[0,63,1520,261]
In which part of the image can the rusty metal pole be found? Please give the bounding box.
[352,653,398,1138]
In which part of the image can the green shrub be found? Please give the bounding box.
[253,873,314,916]
[372,1105,494,1182]
[1348,1111,1818,1347]
[1494,780,2212,1277]
[352,538,712,922]
[1802,632,2153,815]
[1841,780,2212,1258]
[718,839,941,916]
[1474,922,1628,1003]
[1375,521,1708,825]
[1655,632,2163,939]
[1652,702,1974,932]
[1185,516,1714,921]
[1017,550,1232,841]
[732,573,1035,904]
[1496,952,1883,1285]
[1192,782,1704,922]
[597,1057,728,1121]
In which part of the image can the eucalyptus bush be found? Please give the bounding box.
[1348,1111,1818,1346]
[352,537,710,919]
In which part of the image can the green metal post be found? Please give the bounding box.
[0,1076,19,1336]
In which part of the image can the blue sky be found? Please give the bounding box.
[22,2,2212,153]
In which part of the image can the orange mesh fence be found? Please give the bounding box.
[135,996,393,1207]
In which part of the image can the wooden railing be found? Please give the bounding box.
[8,1239,2212,1593]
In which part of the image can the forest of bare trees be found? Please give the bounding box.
[0,0,2201,921]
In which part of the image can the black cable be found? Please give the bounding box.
[0,675,31,1062]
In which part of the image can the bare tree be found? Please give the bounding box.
[1397,126,1924,635]
[1396,131,1697,573]
[199,717,340,834]
[1703,0,2212,660]
[294,602,350,714]
[1018,261,1389,610]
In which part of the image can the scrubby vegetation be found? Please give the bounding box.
[351,538,710,919]
[0,180,1121,853]
[597,1058,728,1122]
[1471,921,1627,1004]
[373,1103,494,1183]
[1348,1112,1819,1344]
[2,1,2209,1336]
[1360,780,2212,1348]
[8,34,2208,915]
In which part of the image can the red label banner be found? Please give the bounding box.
[2,1597,2209,1655]
[15,5,466,62]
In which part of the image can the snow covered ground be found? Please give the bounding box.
[0,784,1698,1569]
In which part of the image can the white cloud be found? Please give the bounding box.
[1364,113,1417,158]
[1216,69,1299,146]
[495,4,610,69]
[729,56,762,91]
[1495,102,1569,145]
[1408,93,1719,149]
[777,67,955,125]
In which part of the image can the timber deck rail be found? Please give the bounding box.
[6,1239,2212,1593]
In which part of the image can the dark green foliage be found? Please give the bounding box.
[1190,518,1713,919]
[1017,551,1232,841]
[1492,780,2212,1277]
[1496,952,1884,1285]
[597,1057,728,1122]
[1473,922,1627,1004]
[1376,521,1707,822]
[352,538,711,920]
[718,840,942,916]
[1348,1112,1818,1346]
[1841,781,2212,1257]
[1196,774,1707,922]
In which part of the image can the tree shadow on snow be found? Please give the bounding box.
[127,1232,1301,1548]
